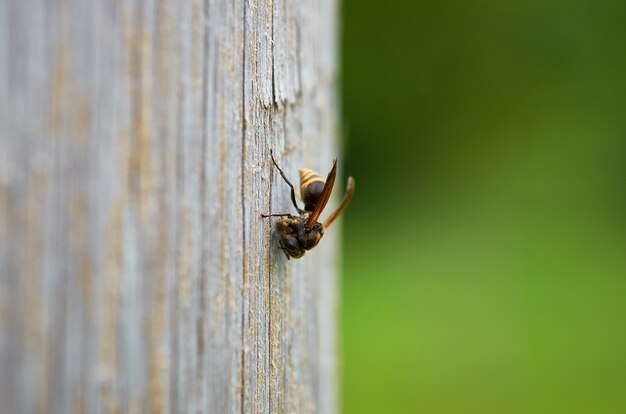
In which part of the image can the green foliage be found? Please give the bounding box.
[342,0,626,412]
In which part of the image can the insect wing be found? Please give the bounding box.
[323,176,355,229]
[306,159,337,227]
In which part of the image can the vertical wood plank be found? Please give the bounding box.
[0,0,340,412]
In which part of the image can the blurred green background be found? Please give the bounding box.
[340,0,626,413]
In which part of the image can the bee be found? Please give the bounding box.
[262,151,355,259]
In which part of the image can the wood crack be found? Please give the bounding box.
[240,0,249,412]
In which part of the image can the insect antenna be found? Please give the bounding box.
[323,176,355,229]
[269,150,304,214]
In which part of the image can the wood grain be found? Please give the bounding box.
[0,0,340,412]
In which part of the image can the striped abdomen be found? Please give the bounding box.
[298,168,325,211]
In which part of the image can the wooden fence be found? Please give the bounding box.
[0,0,340,412]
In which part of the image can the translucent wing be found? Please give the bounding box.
[323,176,355,229]
[306,159,337,227]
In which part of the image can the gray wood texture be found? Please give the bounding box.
[0,0,340,413]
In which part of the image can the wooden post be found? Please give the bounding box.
[0,0,340,413]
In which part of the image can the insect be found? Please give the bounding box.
[262,151,355,259]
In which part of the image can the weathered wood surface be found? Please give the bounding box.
[0,0,340,413]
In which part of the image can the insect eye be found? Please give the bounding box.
[282,236,299,251]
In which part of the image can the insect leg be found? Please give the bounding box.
[269,150,304,214]
[261,213,292,218]
[280,248,291,260]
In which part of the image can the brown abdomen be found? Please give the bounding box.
[298,168,325,211]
